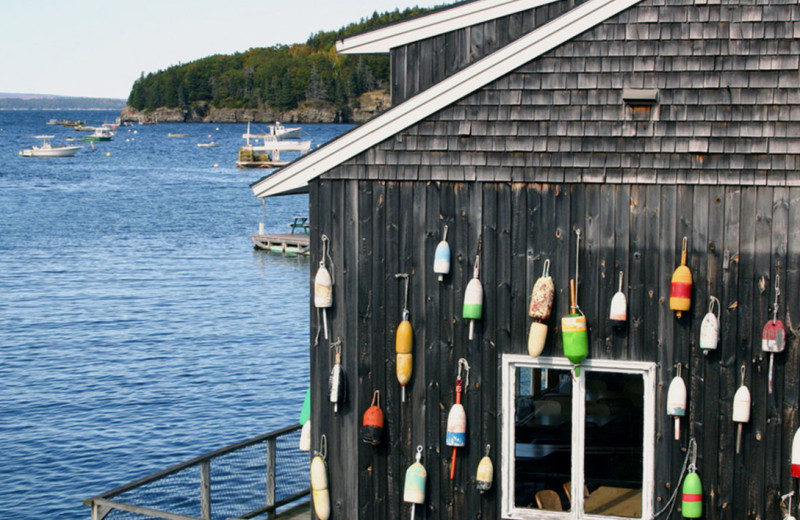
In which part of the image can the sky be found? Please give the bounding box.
[0,0,449,100]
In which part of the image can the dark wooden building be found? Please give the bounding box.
[251,0,800,518]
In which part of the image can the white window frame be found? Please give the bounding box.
[501,355,657,520]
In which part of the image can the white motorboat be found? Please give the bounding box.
[269,121,301,139]
[197,142,220,148]
[19,136,82,157]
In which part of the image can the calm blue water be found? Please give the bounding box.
[0,111,352,520]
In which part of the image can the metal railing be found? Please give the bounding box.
[84,424,309,520]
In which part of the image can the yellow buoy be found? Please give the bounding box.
[395,273,413,402]
[476,445,494,493]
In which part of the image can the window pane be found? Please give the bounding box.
[515,367,572,511]
[583,372,644,518]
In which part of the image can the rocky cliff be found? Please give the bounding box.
[121,90,390,124]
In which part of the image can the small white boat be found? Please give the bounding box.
[168,133,189,138]
[197,142,220,148]
[236,123,311,168]
[19,136,82,157]
[269,121,301,139]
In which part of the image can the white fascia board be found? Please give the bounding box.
[336,0,560,55]
[252,0,642,198]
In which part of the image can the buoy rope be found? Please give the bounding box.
[708,296,720,318]
[395,273,410,321]
[740,364,746,386]
[574,229,582,312]
[317,434,328,461]
[457,358,470,390]
[773,273,781,324]
[371,390,380,408]
[653,437,697,519]
[442,224,448,243]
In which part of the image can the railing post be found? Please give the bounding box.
[266,438,276,520]
[200,460,211,520]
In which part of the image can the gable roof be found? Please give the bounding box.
[336,0,562,55]
[251,0,643,198]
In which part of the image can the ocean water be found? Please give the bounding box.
[0,111,352,520]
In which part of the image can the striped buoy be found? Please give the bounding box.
[792,428,800,478]
[562,230,588,375]
[609,270,627,328]
[699,296,720,354]
[314,235,333,339]
[446,359,469,480]
[361,390,384,446]
[463,237,483,340]
[732,365,750,454]
[404,445,427,520]
[681,471,702,518]
[328,339,345,414]
[762,274,786,395]
[528,259,553,357]
[395,274,413,402]
[311,436,330,520]
[433,225,451,282]
[670,237,692,318]
[476,445,493,493]
[667,365,687,441]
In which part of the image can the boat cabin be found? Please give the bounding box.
[251,0,800,518]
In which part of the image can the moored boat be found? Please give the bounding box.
[83,127,113,141]
[19,136,82,157]
[236,122,310,168]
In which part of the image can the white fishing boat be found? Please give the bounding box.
[236,122,311,168]
[19,136,82,157]
[197,142,220,148]
[269,121,301,139]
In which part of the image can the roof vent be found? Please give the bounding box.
[622,88,659,106]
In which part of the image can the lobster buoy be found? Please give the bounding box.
[396,273,413,402]
[562,279,588,375]
[446,359,469,480]
[670,236,692,318]
[311,436,330,520]
[433,225,451,282]
[732,365,751,454]
[528,259,554,357]
[463,238,483,340]
[681,471,703,518]
[699,296,721,354]
[791,428,800,478]
[609,270,627,328]
[361,390,384,445]
[529,259,554,321]
[667,366,687,441]
[328,339,345,414]
[299,420,311,451]
[314,235,333,339]
[404,445,427,520]
[476,445,493,493]
[762,274,786,395]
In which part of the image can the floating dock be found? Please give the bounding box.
[252,233,310,256]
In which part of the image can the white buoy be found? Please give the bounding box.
[329,339,345,414]
[732,365,751,454]
[609,271,627,327]
[699,296,721,354]
[311,436,330,520]
[666,365,687,440]
[403,445,426,520]
[299,420,311,452]
[314,235,333,340]
[528,259,553,357]
[462,237,483,340]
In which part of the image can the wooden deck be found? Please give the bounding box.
[252,233,310,256]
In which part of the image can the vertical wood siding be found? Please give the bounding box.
[310,179,800,520]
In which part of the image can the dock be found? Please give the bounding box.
[252,233,310,255]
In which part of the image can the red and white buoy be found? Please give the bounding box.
[732,364,750,454]
[446,359,469,480]
[699,296,721,354]
[667,365,687,441]
[528,259,553,357]
[314,235,333,340]
[762,274,786,394]
[792,427,800,478]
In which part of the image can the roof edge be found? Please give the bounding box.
[336,0,561,54]
[253,0,643,198]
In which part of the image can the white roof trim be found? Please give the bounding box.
[252,0,642,198]
[336,0,561,55]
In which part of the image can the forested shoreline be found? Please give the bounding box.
[126,7,436,122]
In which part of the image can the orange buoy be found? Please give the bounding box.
[670,237,692,318]
[361,390,384,445]
[395,273,413,402]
